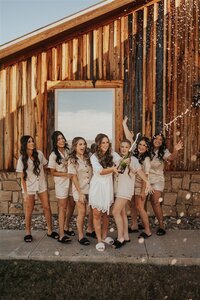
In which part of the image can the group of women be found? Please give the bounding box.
[16,116,183,251]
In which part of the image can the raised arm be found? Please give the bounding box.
[122,116,134,144]
[167,140,183,161]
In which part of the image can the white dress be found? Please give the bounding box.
[89,151,121,214]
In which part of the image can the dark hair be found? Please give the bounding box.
[95,133,113,168]
[151,132,167,161]
[51,131,69,165]
[133,136,151,164]
[68,137,91,166]
[90,143,96,154]
[20,135,40,181]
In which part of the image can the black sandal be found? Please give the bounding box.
[58,236,71,243]
[24,235,33,242]
[64,230,75,236]
[47,231,59,239]
[112,239,124,249]
[138,232,152,239]
[86,231,96,239]
[156,228,166,236]
[78,237,90,245]
[128,227,139,233]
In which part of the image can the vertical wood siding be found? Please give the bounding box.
[0,0,199,171]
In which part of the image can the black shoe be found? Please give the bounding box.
[64,230,75,236]
[156,228,166,236]
[128,227,139,233]
[86,231,97,239]
[138,232,152,239]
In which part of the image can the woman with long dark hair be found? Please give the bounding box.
[133,137,152,239]
[149,133,183,235]
[16,135,59,242]
[89,133,121,251]
[68,137,93,245]
[48,131,74,243]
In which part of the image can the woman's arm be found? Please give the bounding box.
[137,169,153,194]
[122,116,134,144]
[71,174,85,203]
[49,168,70,178]
[100,166,118,175]
[167,140,183,161]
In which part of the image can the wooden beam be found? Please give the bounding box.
[46,80,123,90]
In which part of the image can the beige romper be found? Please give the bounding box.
[68,157,92,202]
[134,156,151,195]
[149,149,171,191]
[115,156,141,200]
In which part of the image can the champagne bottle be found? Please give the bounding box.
[117,133,141,174]
[117,152,130,174]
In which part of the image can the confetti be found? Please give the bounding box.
[185,193,191,200]
[171,259,177,265]
[191,155,197,161]
[138,237,144,244]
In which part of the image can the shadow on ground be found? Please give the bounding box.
[0,260,200,300]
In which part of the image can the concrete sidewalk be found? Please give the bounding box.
[0,229,200,266]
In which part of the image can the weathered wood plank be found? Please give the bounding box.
[47,80,123,90]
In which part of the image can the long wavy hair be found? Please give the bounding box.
[151,132,167,161]
[95,133,113,168]
[20,135,40,181]
[133,136,151,164]
[68,137,91,167]
[51,131,69,165]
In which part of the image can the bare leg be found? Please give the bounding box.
[129,196,138,230]
[39,190,52,235]
[150,191,164,229]
[57,198,67,239]
[135,195,151,236]
[121,207,129,241]
[93,208,102,243]
[64,196,75,231]
[112,198,127,242]
[76,201,86,240]
[102,212,110,240]
[86,207,95,233]
[24,194,35,235]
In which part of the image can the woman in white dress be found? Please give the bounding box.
[112,139,151,248]
[68,137,93,245]
[48,131,72,243]
[89,133,120,251]
[149,133,183,235]
[16,135,59,242]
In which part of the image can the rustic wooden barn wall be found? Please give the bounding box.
[0,0,199,171]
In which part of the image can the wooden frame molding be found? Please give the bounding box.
[46,80,124,152]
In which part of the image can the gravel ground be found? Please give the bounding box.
[0,214,200,231]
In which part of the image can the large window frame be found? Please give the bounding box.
[46,80,123,156]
